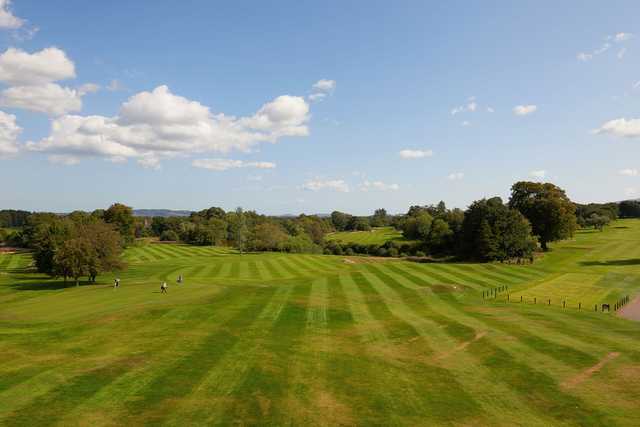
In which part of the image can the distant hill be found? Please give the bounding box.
[133,209,193,218]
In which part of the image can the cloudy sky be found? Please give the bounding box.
[0,1,638,214]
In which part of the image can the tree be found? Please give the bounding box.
[401,212,432,240]
[619,200,640,218]
[508,182,577,251]
[104,203,135,245]
[252,222,289,251]
[331,211,351,231]
[427,218,452,251]
[461,197,535,261]
[160,230,179,241]
[371,209,388,227]
[585,213,610,231]
[54,237,95,286]
[229,207,248,254]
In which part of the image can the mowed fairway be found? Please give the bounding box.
[1,223,640,425]
[326,226,410,245]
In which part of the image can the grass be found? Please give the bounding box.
[1,221,640,425]
[326,226,412,245]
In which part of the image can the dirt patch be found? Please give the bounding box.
[561,352,621,389]
[434,331,487,361]
[618,295,640,322]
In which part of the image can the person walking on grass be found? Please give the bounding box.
[177,274,183,285]
[114,278,120,289]
[160,281,168,293]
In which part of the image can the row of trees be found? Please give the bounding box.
[21,210,125,285]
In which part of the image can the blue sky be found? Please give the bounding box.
[0,1,638,215]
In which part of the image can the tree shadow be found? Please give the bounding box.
[580,259,640,267]
[9,280,105,291]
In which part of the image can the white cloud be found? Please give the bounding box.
[308,92,326,102]
[579,33,633,62]
[461,120,471,127]
[618,47,627,60]
[360,180,399,192]
[1,83,83,116]
[447,172,464,180]
[624,187,637,197]
[619,168,638,176]
[593,118,640,138]
[0,47,75,86]
[634,81,640,90]
[451,97,478,115]
[0,110,20,158]
[399,149,433,159]
[530,170,546,179]
[577,52,593,61]
[312,79,336,92]
[487,106,495,113]
[0,0,22,29]
[48,154,80,166]
[78,83,100,95]
[301,179,349,193]
[614,32,633,43]
[107,79,125,92]
[28,85,311,166]
[192,158,276,171]
[513,105,537,116]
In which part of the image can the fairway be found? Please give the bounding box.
[326,226,410,245]
[2,222,640,426]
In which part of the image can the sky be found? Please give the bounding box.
[0,1,639,215]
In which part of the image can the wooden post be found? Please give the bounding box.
[595,304,597,312]
[579,302,581,310]
[520,295,523,303]
[534,297,536,304]
[563,301,565,309]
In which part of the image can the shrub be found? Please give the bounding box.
[415,251,426,257]
[388,248,399,257]
[345,248,355,256]
[377,247,388,257]
[160,230,179,241]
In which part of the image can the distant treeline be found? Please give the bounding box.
[3,185,640,263]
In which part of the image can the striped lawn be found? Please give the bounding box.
[1,221,640,425]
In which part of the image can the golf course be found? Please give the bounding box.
[0,220,639,426]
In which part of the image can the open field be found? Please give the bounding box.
[326,226,411,245]
[1,221,640,425]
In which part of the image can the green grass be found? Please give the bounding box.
[1,221,640,425]
[326,226,412,245]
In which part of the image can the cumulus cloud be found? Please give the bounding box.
[359,180,399,192]
[192,158,276,171]
[530,170,546,179]
[1,83,83,115]
[619,168,638,176]
[301,179,349,193]
[0,0,23,29]
[48,154,80,166]
[0,47,75,86]
[513,105,537,116]
[0,109,20,158]
[593,118,640,138]
[447,172,464,180]
[312,79,336,92]
[27,85,311,166]
[399,149,433,159]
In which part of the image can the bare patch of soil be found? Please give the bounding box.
[434,331,487,361]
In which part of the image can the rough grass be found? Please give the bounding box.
[1,221,640,425]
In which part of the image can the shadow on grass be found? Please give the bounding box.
[580,258,640,267]
[10,280,103,291]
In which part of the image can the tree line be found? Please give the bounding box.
[1,181,637,275]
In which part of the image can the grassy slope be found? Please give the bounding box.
[326,226,410,245]
[0,221,640,425]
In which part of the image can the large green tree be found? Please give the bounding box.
[508,182,577,251]
[104,203,135,245]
